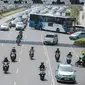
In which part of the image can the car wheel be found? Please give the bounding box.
[44,42,46,45]
[56,28,60,33]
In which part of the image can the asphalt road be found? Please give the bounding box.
[0,23,84,85]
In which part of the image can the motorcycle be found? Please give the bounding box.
[39,72,46,81]
[3,62,9,74]
[16,38,21,46]
[66,57,71,64]
[29,51,34,60]
[10,52,16,62]
[39,66,46,71]
[55,52,60,62]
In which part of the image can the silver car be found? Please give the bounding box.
[16,22,25,30]
[43,33,58,45]
[55,63,76,83]
[0,23,9,31]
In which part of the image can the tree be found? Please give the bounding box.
[70,6,82,25]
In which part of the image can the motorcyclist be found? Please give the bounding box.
[39,62,45,71]
[3,57,9,65]
[19,30,23,40]
[55,48,60,54]
[3,57,9,63]
[11,47,16,53]
[66,52,72,64]
[82,53,85,67]
[39,71,46,80]
[29,47,34,54]
[55,48,60,62]
[67,52,72,58]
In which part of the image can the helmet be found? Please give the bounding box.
[69,52,71,54]
[13,47,15,49]
[57,48,59,51]
[82,52,85,55]
[41,62,44,64]
[31,47,34,49]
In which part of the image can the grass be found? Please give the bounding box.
[1,8,25,17]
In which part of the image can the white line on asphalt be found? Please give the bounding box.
[20,50,22,55]
[14,82,16,85]
[19,58,21,62]
[41,32,55,85]
[22,45,24,48]
[48,70,51,76]
[16,68,19,74]
[46,60,48,64]
[1,44,3,46]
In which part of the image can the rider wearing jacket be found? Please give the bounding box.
[82,53,85,67]
[55,48,60,54]
[11,47,16,53]
[39,62,45,70]
[3,57,9,62]
[67,52,72,58]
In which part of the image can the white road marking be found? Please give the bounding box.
[20,50,22,55]
[41,32,55,85]
[48,70,50,76]
[19,58,21,62]
[14,82,16,85]
[1,44,3,46]
[16,68,19,74]
[22,45,24,48]
[46,60,48,64]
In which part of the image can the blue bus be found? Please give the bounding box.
[29,13,75,33]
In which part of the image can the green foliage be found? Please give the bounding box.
[74,38,85,46]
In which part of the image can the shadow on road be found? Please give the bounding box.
[0,39,84,48]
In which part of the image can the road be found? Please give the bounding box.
[0,7,85,85]
[0,22,84,85]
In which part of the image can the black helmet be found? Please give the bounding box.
[13,47,15,49]
[69,52,71,54]
[41,62,44,64]
[31,47,34,49]
[57,48,59,51]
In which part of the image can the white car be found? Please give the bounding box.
[55,63,76,83]
[16,22,25,30]
[43,33,58,45]
[0,23,9,31]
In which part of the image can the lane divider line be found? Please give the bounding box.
[48,70,51,76]
[14,82,16,85]
[16,68,19,74]
[41,31,55,85]
[1,44,3,46]
[19,58,21,62]
[20,50,22,55]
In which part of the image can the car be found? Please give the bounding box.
[72,25,85,32]
[16,22,25,31]
[69,31,85,40]
[43,33,58,45]
[55,63,76,83]
[0,23,9,31]
[9,17,22,27]
[22,14,28,20]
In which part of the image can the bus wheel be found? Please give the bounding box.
[56,28,60,33]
